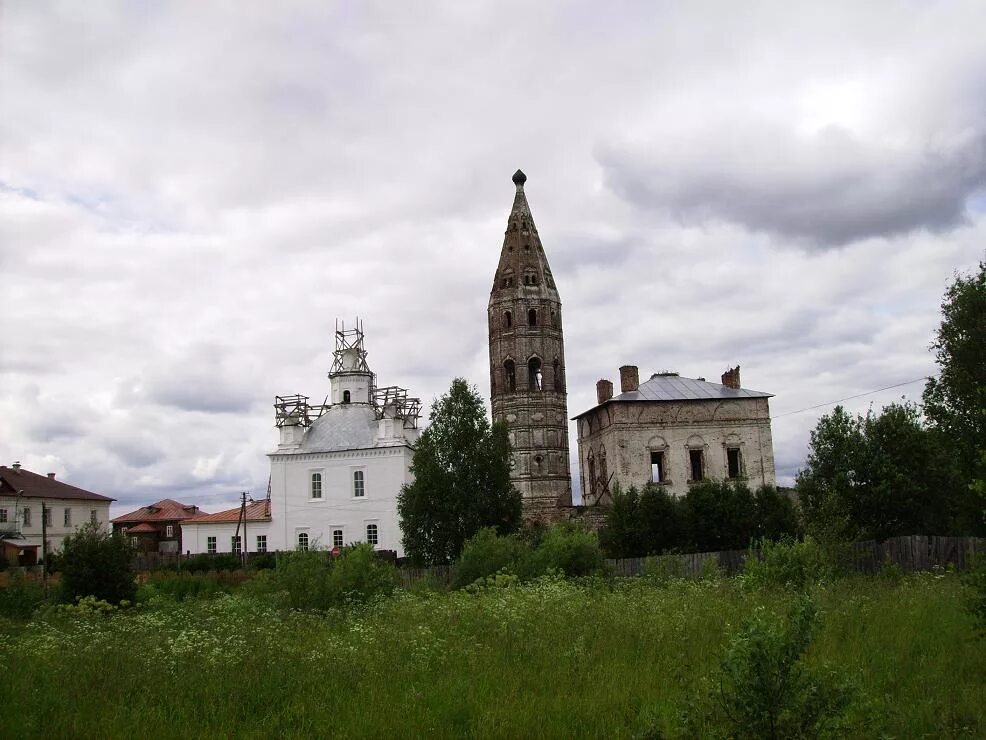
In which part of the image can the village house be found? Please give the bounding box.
[181,499,274,556]
[0,463,114,562]
[268,320,421,556]
[573,365,776,504]
[111,499,204,554]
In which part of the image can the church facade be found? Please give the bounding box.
[488,170,573,520]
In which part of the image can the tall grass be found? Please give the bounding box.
[0,572,982,737]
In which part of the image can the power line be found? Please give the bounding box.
[771,376,931,419]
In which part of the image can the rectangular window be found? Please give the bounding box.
[90,510,98,524]
[650,451,665,483]
[332,529,344,548]
[232,536,242,555]
[689,449,704,482]
[207,536,217,554]
[256,535,267,553]
[727,448,742,479]
[311,472,322,499]
[43,508,52,527]
[23,508,31,527]
[131,536,139,548]
[366,522,378,546]
[165,524,174,538]
[0,509,8,523]
[64,508,72,527]
[353,470,365,498]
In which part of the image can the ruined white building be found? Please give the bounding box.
[573,365,776,503]
[267,321,421,556]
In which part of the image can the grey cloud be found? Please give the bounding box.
[598,125,986,247]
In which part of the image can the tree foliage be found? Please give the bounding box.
[923,259,986,530]
[599,482,800,558]
[398,378,522,565]
[58,522,136,605]
[797,403,966,540]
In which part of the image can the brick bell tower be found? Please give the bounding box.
[488,169,573,520]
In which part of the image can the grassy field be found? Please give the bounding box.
[1,571,983,738]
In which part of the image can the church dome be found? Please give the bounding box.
[299,403,378,452]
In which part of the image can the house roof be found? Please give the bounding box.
[573,374,773,420]
[126,523,158,534]
[111,499,205,524]
[185,499,271,524]
[0,465,114,502]
[0,535,39,549]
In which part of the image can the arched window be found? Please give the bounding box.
[504,360,516,392]
[528,357,542,391]
[599,446,608,491]
[353,470,365,497]
[533,454,543,473]
[297,532,309,551]
[504,310,512,329]
[311,472,322,499]
[587,451,597,499]
[553,358,564,392]
[366,523,378,546]
[342,390,351,404]
[528,308,537,326]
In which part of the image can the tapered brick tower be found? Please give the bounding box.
[488,170,572,520]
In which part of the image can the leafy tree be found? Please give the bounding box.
[58,522,136,605]
[753,486,802,541]
[797,402,964,540]
[638,483,681,554]
[681,480,757,552]
[598,484,644,558]
[923,259,986,532]
[398,378,522,565]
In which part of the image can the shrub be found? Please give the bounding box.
[328,543,400,605]
[179,553,242,573]
[59,523,136,605]
[681,480,757,552]
[0,570,45,619]
[741,537,832,591]
[753,486,802,541]
[717,596,854,738]
[966,555,986,637]
[451,528,530,588]
[141,573,235,602]
[530,522,607,578]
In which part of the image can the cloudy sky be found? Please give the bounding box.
[2,1,984,515]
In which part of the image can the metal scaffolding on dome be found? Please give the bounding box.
[273,394,329,428]
[372,385,422,429]
[330,317,372,375]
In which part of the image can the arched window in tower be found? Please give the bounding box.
[502,269,514,288]
[553,358,564,392]
[528,357,542,391]
[503,310,512,329]
[528,308,538,326]
[343,390,351,404]
[587,450,597,500]
[599,445,608,493]
[504,360,516,392]
[533,455,543,474]
[551,310,558,328]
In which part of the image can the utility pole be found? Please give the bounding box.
[233,492,247,568]
[242,491,248,569]
[41,502,49,597]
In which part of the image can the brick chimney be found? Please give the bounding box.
[596,379,613,404]
[619,365,639,393]
[47,472,56,479]
[721,365,741,389]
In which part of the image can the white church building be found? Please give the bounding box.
[267,321,421,556]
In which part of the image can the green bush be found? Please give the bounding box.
[179,553,242,573]
[255,544,398,610]
[140,573,235,602]
[716,596,854,738]
[529,522,607,578]
[0,570,45,619]
[966,555,986,637]
[741,537,833,591]
[59,523,136,605]
[451,528,530,588]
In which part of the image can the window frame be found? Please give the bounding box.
[23,507,31,527]
[43,507,53,527]
[90,510,98,524]
[332,528,344,548]
[365,522,379,546]
[0,508,7,523]
[726,447,743,480]
[165,524,174,538]
[688,448,705,482]
[206,536,217,554]
[297,531,309,551]
[650,450,666,484]
[353,469,365,498]
[63,508,71,527]
[256,535,267,553]
[231,535,242,556]
[310,470,323,500]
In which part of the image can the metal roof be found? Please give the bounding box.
[573,374,772,419]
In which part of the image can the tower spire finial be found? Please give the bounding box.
[512,169,527,188]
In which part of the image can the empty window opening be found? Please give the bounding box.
[528,357,543,391]
[311,472,322,499]
[504,311,512,329]
[528,308,538,326]
[353,470,365,497]
[342,390,351,404]
[297,532,309,551]
[587,452,597,499]
[366,523,379,546]
[689,449,704,482]
[727,448,742,479]
[651,451,666,483]
[504,360,516,392]
[533,455,543,473]
[552,358,564,392]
